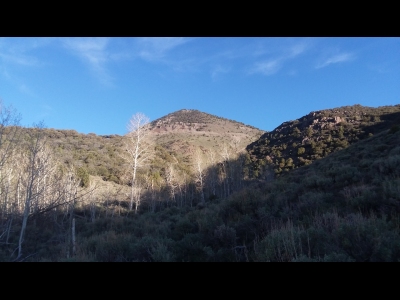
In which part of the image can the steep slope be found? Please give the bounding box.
[54,117,400,262]
[224,119,400,261]
[4,105,400,261]
[246,104,400,177]
[27,128,127,184]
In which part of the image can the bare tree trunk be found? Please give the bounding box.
[125,112,153,214]
[18,180,33,260]
[130,176,134,211]
[16,123,49,261]
[71,217,76,257]
[5,211,13,244]
[88,181,96,222]
[194,149,205,205]
[150,178,155,212]
[134,184,142,214]
[17,175,21,212]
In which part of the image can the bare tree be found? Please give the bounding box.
[13,123,75,260]
[218,143,233,198]
[193,148,206,206]
[64,168,79,258]
[0,100,21,230]
[144,170,163,212]
[230,136,242,154]
[0,100,21,172]
[206,149,218,199]
[124,113,153,214]
[165,163,177,205]
[16,123,49,260]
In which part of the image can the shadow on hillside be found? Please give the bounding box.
[362,111,400,136]
[134,152,275,213]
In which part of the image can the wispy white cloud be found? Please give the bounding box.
[249,58,282,76]
[137,37,189,62]
[0,44,37,99]
[0,65,11,79]
[63,38,109,62]
[211,65,231,81]
[19,84,36,97]
[60,37,190,85]
[0,38,46,67]
[128,38,313,79]
[249,40,311,76]
[0,51,40,66]
[288,42,309,58]
[315,52,355,69]
[0,39,55,100]
[62,38,114,86]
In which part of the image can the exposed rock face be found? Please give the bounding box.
[246,104,400,178]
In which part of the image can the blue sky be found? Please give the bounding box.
[0,37,399,135]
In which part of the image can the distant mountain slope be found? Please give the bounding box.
[246,104,400,177]
[15,127,127,184]
[9,109,264,185]
[148,109,264,165]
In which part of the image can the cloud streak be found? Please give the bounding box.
[0,52,40,67]
[62,38,114,86]
[137,37,189,62]
[19,84,37,98]
[250,59,282,76]
[249,40,310,76]
[0,38,53,68]
[288,42,309,58]
[211,64,231,80]
[315,52,355,69]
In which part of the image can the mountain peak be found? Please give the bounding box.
[151,109,262,131]
[151,109,215,127]
[146,109,264,166]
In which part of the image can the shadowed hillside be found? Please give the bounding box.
[2,104,400,261]
[61,121,399,262]
[246,104,400,177]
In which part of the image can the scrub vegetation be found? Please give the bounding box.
[1,103,399,261]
